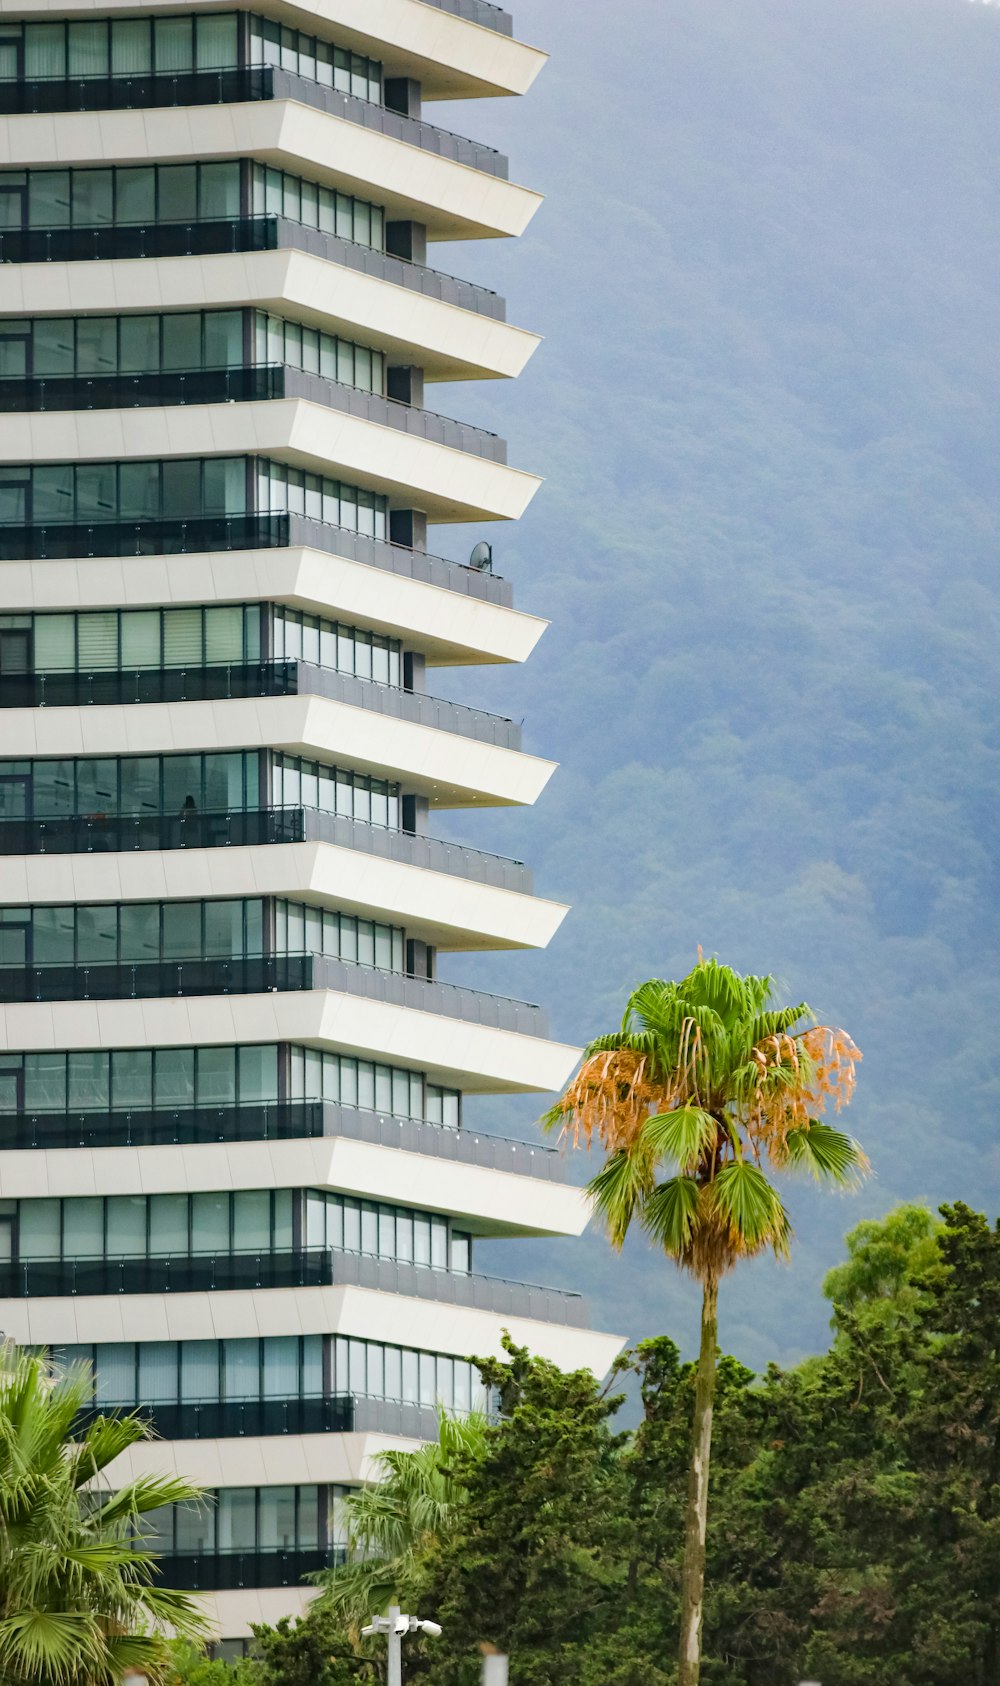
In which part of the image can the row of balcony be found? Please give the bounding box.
[0,806,533,893]
[0,363,506,462]
[0,951,548,1037]
[0,214,504,320]
[0,1096,565,1181]
[155,1547,341,1591]
[80,1391,470,1445]
[0,658,521,749]
[0,65,508,179]
[0,511,513,606]
[0,1245,585,1325]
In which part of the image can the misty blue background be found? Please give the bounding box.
[426,0,1000,1368]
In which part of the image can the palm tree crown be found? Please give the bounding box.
[0,1345,207,1686]
[547,958,866,1281]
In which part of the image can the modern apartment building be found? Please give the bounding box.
[0,0,620,1642]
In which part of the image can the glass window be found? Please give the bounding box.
[119,315,159,373]
[34,319,74,376]
[119,756,160,817]
[223,1338,259,1401]
[158,164,197,223]
[29,171,70,228]
[68,1051,110,1112]
[120,610,160,669]
[24,1052,66,1113]
[75,903,117,965]
[149,1193,188,1255]
[191,1192,228,1254]
[111,19,151,76]
[34,614,74,672]
[217,1487,256,1551]
[18,1197,60,1259]
[138,1342,178,1403]
[62,1196,104,1259]
[24,23,66,80]
[160,312,200,373]
[204,310,243,369]
[238,1044,277,1105]
[68,22,108,78]
[259,1486,297,1550]
[118,903,159,963]
[95,1343,135,1406]
[196,1045,236,1105]
[196,13,238,70]
[111,1049,152,1110]
[233,1190,270,1252]
[75,316,117,375]
[262,1337,298,1399]
[75,462,117,523]
[154,1047,194,1109]
[203,456,244,515]
[118,460,159,522]
[181,1342,219,1403]
[115,167,155,225]
[199,162,240,221]
[72,170,113,228]
[161,901,200,959]
[153,15,193,73]
[77,611,118,670]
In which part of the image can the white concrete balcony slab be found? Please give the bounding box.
[0,103,542,240]
[4,841,567,954]
[0,1283,623,1374]
[0,250,541,383]
[0,989,579,1095]
[0,693,555,808]
[0,547,547,669]
[0,400,540,525]
[0,0,547,102]
[0,1135,589,1237]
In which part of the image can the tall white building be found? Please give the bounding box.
[0,0,620,1643]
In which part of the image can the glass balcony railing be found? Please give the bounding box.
[82,1395,356,1440]
[0,512,513,605]
[0,363,507,461]
[0,806,533,893]
[0,951,549,1036]
[0,660,521,748]
[154,1548,342,1591]
[0,216,506,320]
[0,1247,586,1325]
[0,1097,566,1181]
[421,0,514,34]
[0,66,509,179]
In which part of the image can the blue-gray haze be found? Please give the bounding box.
[429,0,1000,1368]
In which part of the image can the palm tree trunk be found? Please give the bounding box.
[677,1273,719,1686]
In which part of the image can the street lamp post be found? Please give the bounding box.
[362,1605,441,1686]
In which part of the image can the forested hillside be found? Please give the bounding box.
[428,0,1000,1367]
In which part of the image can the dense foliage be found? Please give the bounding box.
[179,1202,1000,1685]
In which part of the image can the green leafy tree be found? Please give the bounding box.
[410,1337,628,1686]
[315,1411,487,1633]
[0,1345,206,1686]
[547,958,867,1686]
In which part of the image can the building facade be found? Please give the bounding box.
[0,0,621,1640]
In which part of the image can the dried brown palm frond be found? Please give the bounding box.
[548,1047,665,1152]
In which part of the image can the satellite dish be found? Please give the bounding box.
[469,541,493,573]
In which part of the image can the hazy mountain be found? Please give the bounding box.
[426,0,1000,1367]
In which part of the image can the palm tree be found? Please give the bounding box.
[317,1410,486,1632]
[545,958,867,1686]
[0,1344,208,1686]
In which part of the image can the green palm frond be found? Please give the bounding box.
[588,1150,654,1249]
[642,1107,717,1171]
[642,1176,701,1258]
[709,1162,791,1259]
[784,1122,869,1186]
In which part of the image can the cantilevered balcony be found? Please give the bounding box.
[0,952,549,1037]
[0,366,506,463]
[0,807,533,894]
[0,68,508,180]
[0,661,520,748]
[0,218,505,320]
[0,1096,565,1181]
[0,1247,586,1326]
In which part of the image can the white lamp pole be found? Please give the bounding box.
[362,1605,442,1686]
